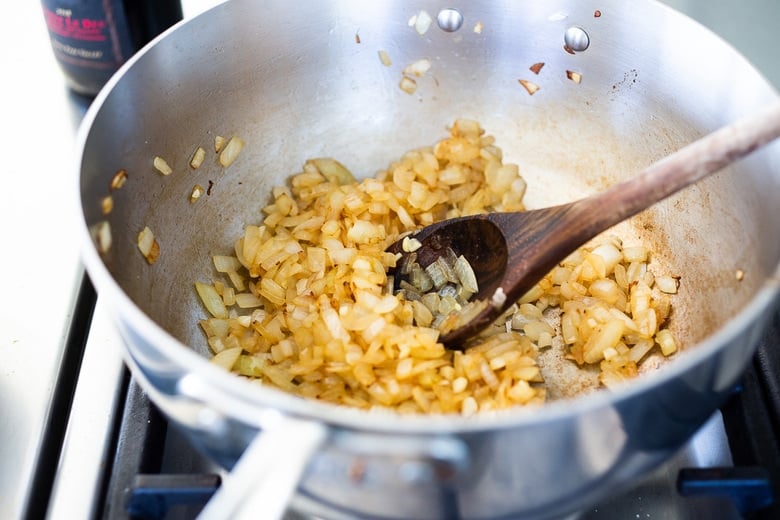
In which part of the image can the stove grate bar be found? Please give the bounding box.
[126,474,220,520]
[677,466,773,517]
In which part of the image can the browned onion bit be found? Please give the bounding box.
[518,79,540,95]
[594,10,602,18]
[137,226,160,264]
[109,169,127,191]
[190,184,204,203]
[566,70,583,84]
[529,62,545,75]
[101,195,113,215]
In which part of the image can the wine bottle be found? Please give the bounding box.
[41,0,183,97]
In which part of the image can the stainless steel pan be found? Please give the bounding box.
[76,0,780,518]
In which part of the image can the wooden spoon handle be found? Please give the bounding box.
[571,101,780,235]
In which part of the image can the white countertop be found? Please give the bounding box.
[0,1,776,519]
[0,3,222,518]
[0,7,85,519]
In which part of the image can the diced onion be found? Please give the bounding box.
[153,156,173,176]
[211,347,242,370]
[195,282,228,318]
[101,196,113,215]
[213,255,243,273]
[95,221,112,253]
[214,135,226,153]
[403,59,431,77]
[414,10,433,35]
[309,158,355,185]
[378,50,392,66]
[190,119,681,416]
[399,76,417,94]
[110,169,128,191]
[137,226,160,264]
[656,329,678,356]
[655,275,680,294]
[518,79,540,95]
[219,136,245,167]
[190,146,206,169]
[190,184,204,203]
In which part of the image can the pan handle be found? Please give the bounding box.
[197,412,328,520]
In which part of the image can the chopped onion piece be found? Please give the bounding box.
[190,146,206,169]
[454,255,479,293]
[491,287,506,308]
[213,255,242,273]
[110,169,128,191]
[656,329,678,356]
[655,275,680,294]
[235,293,263,308]
[190,184,204,203]
[378,49,392,66]
[309,158,355,185]
[518,79,540,95]
[425,261,448,290]
[214,135,226,153]
[402,236,422,252]
[195,282,228,318]
[583,319,625,364]
[95,221,112,253]
[101,195,113,215]
[153,156,173,176]
[566,70,583,84]
[623,246,648,263]
[414,10,433,35]
[137,226,160,264]
[399,76,417,94]
[403,58,431,77]
[529,62,545,75]
[219,136,245,167]
[211,347,242,370]
[473,21,484,34]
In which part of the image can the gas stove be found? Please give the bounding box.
[36,284,780,519]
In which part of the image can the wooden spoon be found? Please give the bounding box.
[387,102,780,348]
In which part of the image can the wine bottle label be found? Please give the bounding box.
[41,1,134,71]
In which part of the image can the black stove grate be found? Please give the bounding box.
[719,309,780,519]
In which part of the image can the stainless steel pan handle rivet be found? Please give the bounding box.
[437,8,464,32]
[564,25,590,51]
